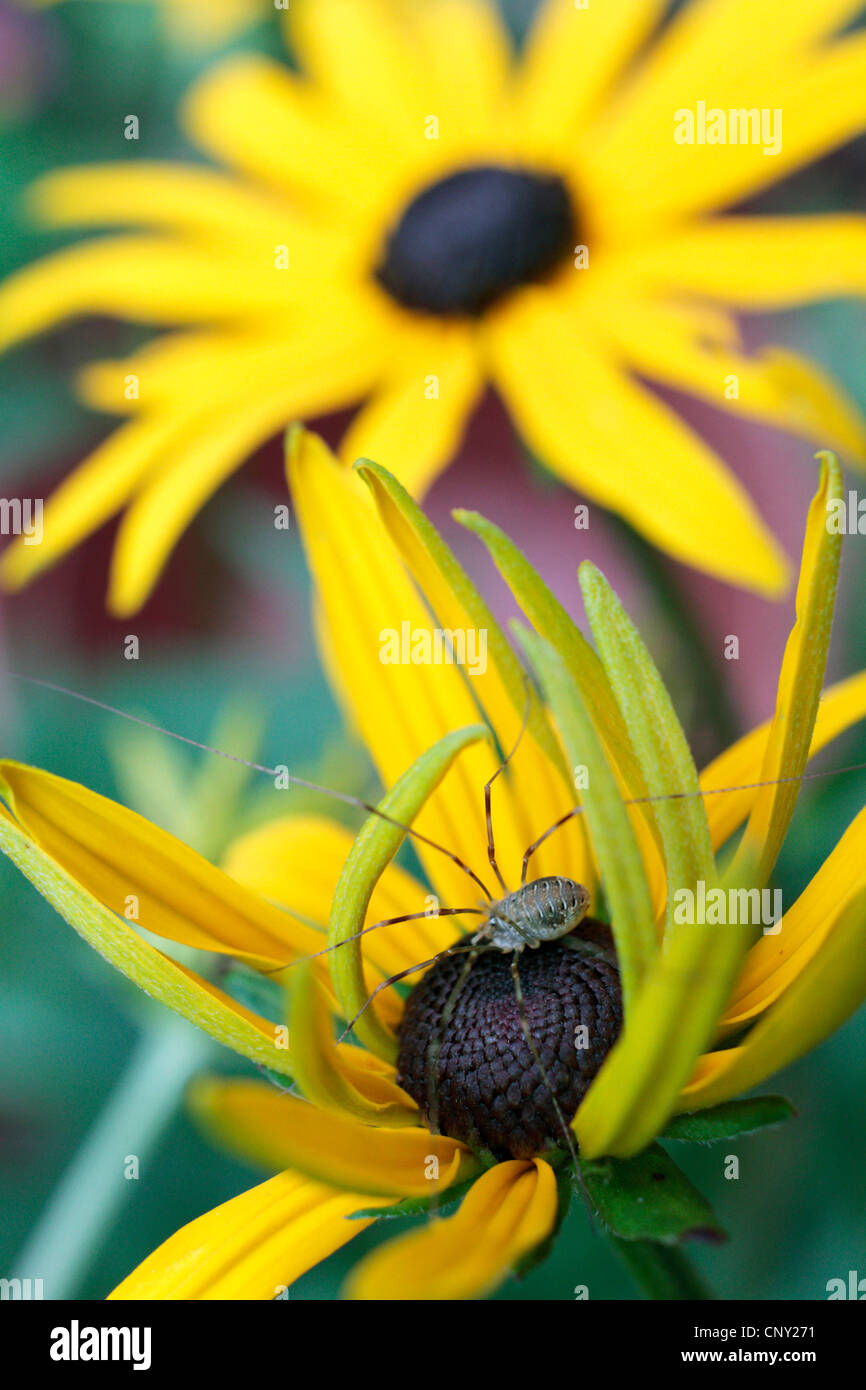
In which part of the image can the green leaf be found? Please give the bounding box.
[580,1143,725,1244]
[515,626,658,1014]
[662,1096,796,1143]
[579,562,717,939]
[327,724,492,1063]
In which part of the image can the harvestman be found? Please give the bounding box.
[10,672,866,1181]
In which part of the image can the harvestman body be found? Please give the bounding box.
[476,876,591,952]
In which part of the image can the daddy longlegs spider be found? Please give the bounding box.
[9,671,866,1206]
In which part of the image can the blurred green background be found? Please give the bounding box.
[1,0,864,1300]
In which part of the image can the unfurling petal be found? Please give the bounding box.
[345,1158,559,1300]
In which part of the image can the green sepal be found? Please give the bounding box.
[347,1173,478,1223]
[662,1095,796,1143]
[579,1143,726,1244]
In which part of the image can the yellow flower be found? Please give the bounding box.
[3,429,866,1299]
[3,0,866,612]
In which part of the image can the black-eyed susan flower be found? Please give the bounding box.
[3,0,866,612]
[3,429,866,1299]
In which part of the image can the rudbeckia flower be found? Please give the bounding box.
[3,0,866,612]
[3,430,866,1299]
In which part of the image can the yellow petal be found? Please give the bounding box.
[0,415,176,592]
[720,806,866,1032]
[0,761,317,968]
[182,54,392,215]
[357,460,592,888]
[27,163,312,253]
[621,216,866,310]
[345,1158,558,1300]
[109,1170,388,1300]
[732,453,843,884]
[189,1077,473,1198]
[289,0,431,134]
[0,802,291,1075]
[486,287,789,596]
[107,322,387,617]
[290,962,418,1126]
[702,669,866,852]
[682,885,866,1109]
[512,0,665,155]
[0,236,260,353]
[581,7,866,232]
[409,0,512,146]
[599,296,866,460]
[339,320,483,499]
[288,429,511,907]
[224,814,456,979]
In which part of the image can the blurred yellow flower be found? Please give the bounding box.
[3,431,866,1298]
[1,0,865,609]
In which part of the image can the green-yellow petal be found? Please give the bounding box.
[0,761,317,968]
[0,803,291,1075]
[328,724,492,1063]
[516,627,657,1015]
[732,453,843,884]
[579,562,717,937]
[290,961,418,1127]
[682,885,866,1109]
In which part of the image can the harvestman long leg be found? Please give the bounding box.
[509,954,592,1215]
[519,757,866,884]
[334,942,479,1045]
[422,687,535,1143]
[424,942,486,1139]
[10,674,495,905]
[265,907,485,976]
[484,679,533,895]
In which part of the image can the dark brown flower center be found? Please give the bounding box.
[375,164,577,317]
[396,920,622,1161]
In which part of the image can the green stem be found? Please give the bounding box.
[11,1011,213,1298]
[612,1237,715,1300]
